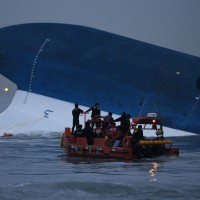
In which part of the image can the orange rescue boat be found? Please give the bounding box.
[60,113,179,160]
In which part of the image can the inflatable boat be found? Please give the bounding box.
[60,113,179,160]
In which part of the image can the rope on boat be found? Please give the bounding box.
[180,94,200,130]
[138,97,147,118]
[138,97,159,118]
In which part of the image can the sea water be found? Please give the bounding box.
[0,134,199,200]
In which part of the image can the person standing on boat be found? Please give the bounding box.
[94,123,103,138]
[85,102,101,128]
[113,114,131,147]
[102,112,114,132]
[74,124,84,137]
[132,125,144,158]
[132,125,144,145]
[121,114,131,135]
[114,112,127,126]
[72,103,83,133]
[83,121,97,145]
[103,112,114,122]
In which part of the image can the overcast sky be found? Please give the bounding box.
[0,0,200,57]
[0,0,200,112]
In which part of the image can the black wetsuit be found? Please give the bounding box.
[72,108,83,132]
[132,129,143,141]
[83,126,97,145]
[86,106,100,118]
[121,118,131,135]
[74,129,84,137]
[114,114,126,126]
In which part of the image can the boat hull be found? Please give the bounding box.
[61,128,179,161]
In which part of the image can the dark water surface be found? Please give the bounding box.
[0,134,199,200]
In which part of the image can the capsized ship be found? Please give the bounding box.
[0,23,200,135]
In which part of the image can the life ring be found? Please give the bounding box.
[122,136,132,147]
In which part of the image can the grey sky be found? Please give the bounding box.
[0,0,200,57]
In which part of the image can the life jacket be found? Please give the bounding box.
[133,129,143,141]
[74,129,84,137]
